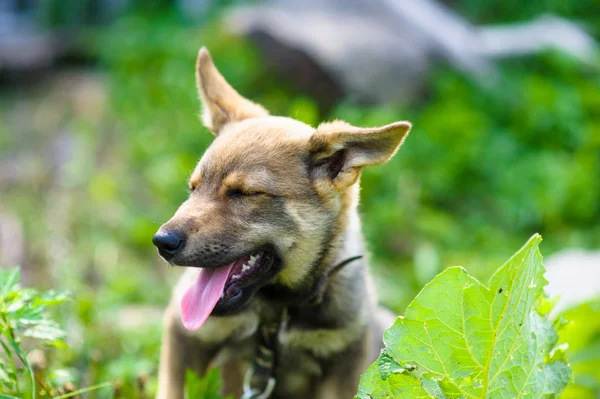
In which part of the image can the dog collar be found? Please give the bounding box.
[302,255,364,307]
[242,255,363,399]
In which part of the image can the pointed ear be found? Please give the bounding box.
[196,47,268,135]
[309,120,412,190]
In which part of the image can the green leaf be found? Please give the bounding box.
[185,368,230,399]
[421,373,448,399]
[356,362,383,398]
[387,373,433,398]
[23,321,67,342]
[45,339,69,349]
[0,359,12,384]
[0,268,20,298]
[34,291,71,306]
[378,349,408,380]
[12,303,44,325]
[48,368,77,387]
[355,363,432,399]
[358,234,570,399]
[557,298,600,398]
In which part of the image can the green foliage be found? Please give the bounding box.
[457,0,600,34]
[346,55,600,310]
[557,298,600,398]
[185,368,230,399]
[0,267,68,397]
[356,235,571,398]
[0,267,111,398]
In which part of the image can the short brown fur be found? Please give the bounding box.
[155,47,411,399]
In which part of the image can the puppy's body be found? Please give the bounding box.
[154,48,410,399]
[159,210,394,398]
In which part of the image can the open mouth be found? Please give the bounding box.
[180,250,279,331]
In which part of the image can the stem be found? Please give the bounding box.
[0,313,35,399]
[0,306,38,399]
[0,309,21,397]
[0,337,20,396]
[8,340,36,399]
[33,369,55,398]
[53,382,113,398]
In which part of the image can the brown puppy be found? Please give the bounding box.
[153,47,411,399]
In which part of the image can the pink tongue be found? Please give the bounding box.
[181,263,235,331]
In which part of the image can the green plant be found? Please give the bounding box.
[185,368,231,399]
[356,235,571,398]
[557,298,600,398]
[0,267,111,398]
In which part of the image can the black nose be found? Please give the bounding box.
[152,231,184,257]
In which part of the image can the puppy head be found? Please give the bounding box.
[153,48,411,329]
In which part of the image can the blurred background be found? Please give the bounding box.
[0,0,599,397]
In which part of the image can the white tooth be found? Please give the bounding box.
[220,292,225,299]
[242,264,251,272]
[231,274,241,280]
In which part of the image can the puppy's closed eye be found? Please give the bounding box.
[228,188,267,198]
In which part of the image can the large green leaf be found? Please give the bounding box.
[357,234,570,399]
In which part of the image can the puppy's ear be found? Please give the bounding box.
[309,120,411,191]
[196,47,268,135]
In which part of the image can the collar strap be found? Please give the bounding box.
[302,255,364,307]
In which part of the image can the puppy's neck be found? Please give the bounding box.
[283,185,372,331]
[325,183,365,269]
[300,184,369,294]
[259,184,367,307]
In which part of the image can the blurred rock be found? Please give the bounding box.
[226,0,598,105]
[545,249,600,314]
[478,15,597,63]
[248,30,345,113]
